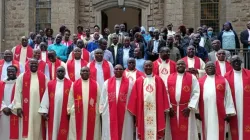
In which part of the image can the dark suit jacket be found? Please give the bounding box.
[67,43,77,57]
[129,41,145,58]
[116,46,134,67]
[240,29,249,48]
[146,39,166,61]
[107,43,123,66]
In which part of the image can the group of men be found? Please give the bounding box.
[0,22,250,140]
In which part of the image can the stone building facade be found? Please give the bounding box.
[0,0,250,51]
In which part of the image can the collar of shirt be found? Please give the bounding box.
[123,46,131,49]
[111,43,118,47]
[153,38,159,41]
[223,29,233,32]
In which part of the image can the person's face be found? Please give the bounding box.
[94,33,100,40]
[29,60,38,72]
[176,61,186,73]
[129,29,133,35]
[187,47,195,57]
[134,48,140,57]
[100,41,107,50]
[74,49,82,59]
[174,35,181,41]
[35,36,42,44]
[154,31,159,38]
[124,39,130,47]
[56,36,62,44]
[232,59,242,71]
[205,64,216,75]
[127,59,135,70]
[193,34,201,44]
[114,65,124,78]
[33,50,41,60]
[48,52,56,62]
[224,23,230,31]
[21,38,28,47]
[120,24,125,31]
[64,32,70,40]
[7,67,17,80]
[136,34,142,42]
[167,37,174,45]
[167,25,172,30]
[217,51,226,61]
[39,30,44,36]
[149,31,154,37]
[40,44,47,51]
[80,67,90,80]
[77,27,83,33]
[56,68,65,80]
[47,29,52,36]
[212,41,221,51]
[104,29,110,35]
[77,40,84,48]
[85,29,90,36]
[114,25,120,33]
[160,49,170,60]
[144,62,153,75]
[94,27,99,32]
[112,37,118,44]
[4,51,13,62]
[197,27,203,34]
[72,34,78,42]
[247,22,250,29]
[94,50,104,62]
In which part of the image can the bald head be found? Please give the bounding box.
[80,66,90,80]
[33,48,41,60]
[176,59,186,73]
[39,42,47,51]
[21,36,28,47]
[4,50,13,62]
[144,60,153,75]
[29,58,38,72]
[205,61,216,75]
[56,66,65,80]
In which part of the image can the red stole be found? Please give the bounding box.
[73,79,98,140]
[40,51,49,63]
[47,78,72,140]
[0,60,20,79]
[127,75,170,140]
[48,59,62,80]
[62,40,73,47]
[224,69,250,140]
[215,61,233,76]
[67,59,88,81]
[123,69,144,82]
[167,72,192,140]
[71,48,90,62]
[25,60,46,73]
[107,76,129,140]
[89,60,111,81]
[182,56,201,69]
[22,71,46,139]
[199,75,226,140]
[13,45,33,62]
[0,82,20,139]
[153,58,176,76]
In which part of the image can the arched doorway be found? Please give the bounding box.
[101,7,141,32]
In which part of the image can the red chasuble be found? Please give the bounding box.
[13,45,33,62]
[67,59,88,81]
[152,58,176,76]
[48,59,62,80]
[182,56,201,69]
[40,51,49,63]
[167,72,192,140]
[127,75,170,140]
[73,78,98,140]
[22,71,46,139]
[0,82,19,139]
[224,69,250,140]
[107,76,129,140]
[47,78,72,140]
[215,61,233,76]
[123,69,144,82]
[199,75,226,140]
[89,60,111,81]
[0,60,20,79]
[25,60,46,73]
[71,48,90,62]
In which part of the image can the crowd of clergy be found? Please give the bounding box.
[1,21,250,140]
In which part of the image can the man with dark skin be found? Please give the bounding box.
[63,29,72,47]
[39,42,48,62]
[45,28,54,45]
[208,40,231,62]
[133,47,145,72]
[120,24,129,36]
[67,34,78,57]
[182,45,206,77]
[196,27,212,52]
[103,28,110,40]
[123,58,144,83]
[108,24,124,47]
[166,59,200,140]
[167,35,181,61]
[77,25,84,39]
[191,33,208,62]
[82,28,91,47]
[47,50,66,80]
[197,61,235,140]
[87,32,100,52]
[34,34,42,49]
[214,49,233,76]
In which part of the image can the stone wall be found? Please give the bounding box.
[148,0,165,29]
[79,0,95,32]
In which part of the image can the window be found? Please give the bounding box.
[36,0,51,32]
[200,0,219,33]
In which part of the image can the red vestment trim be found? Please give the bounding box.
[25,60,46,73]
[73,79,97,140]
[167,72,192,140]
[107,76,129,140]
[89,60,111,81]
[48,59,62,80]
[22,71,46,139]
[71,48,90,62]
[199,75,226,140]
[13,45,33,62]
[67,59,88,81]
[215,61,233,76]
[0,60,20,80]
[182,56,201,69]
[152,58,176,76]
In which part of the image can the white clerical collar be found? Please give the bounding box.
[4,61,12,64]
[96,60,103,64]
[177,72,184,76]
[127,69,136,72]
[233,69,242,73]
[81,79,89,82]
[218,60,225,63]
[146,74,153,77]
[4,79,16,83]
[75,59,81,62]
[207,74,215,78]
[56,78,64,82]
[188,56,194,60]
[116,77,122,80]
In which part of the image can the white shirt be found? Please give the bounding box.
[167,30,176,36]
[199,37,205,47]
[248,29,250,41]
[153,39,159,53]
[123,47,130,68]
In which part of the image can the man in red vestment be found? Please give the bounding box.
[153,47,176,86]
[127,60,170,140]
[39,66,72,140]
[48,50,66,80]
[39,42,49,63]
[215,49,232,76]
[13,58,48,140]
[123,58,144,84]
[224,55,250,140]
[12,36,33,66]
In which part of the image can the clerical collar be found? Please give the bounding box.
[116,77,122,80]
[233,69,242,73]
[82,79,89,82]
[207,74,215,78]
[96,60,103,64]
[177,72,184,75]
[218,60,225,63]
[146,74,153,77]
[4,79,16,84]
[56,78,64,81]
